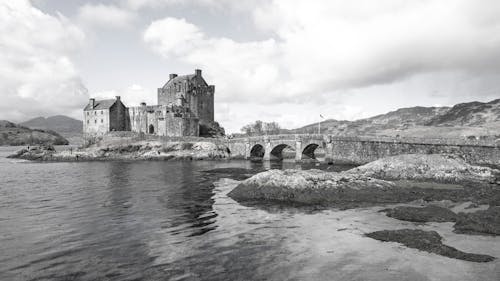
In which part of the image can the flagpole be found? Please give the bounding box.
[318,114,324,134]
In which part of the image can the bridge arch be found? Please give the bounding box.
[270,144,294,161]
[302,143,322,160]
[250,144,265,159]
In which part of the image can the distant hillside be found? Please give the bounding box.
[21,115,83,145]
[21,115,82,134]
[0,120,69,146]
[291,98,500,139]
[426,99,500,126]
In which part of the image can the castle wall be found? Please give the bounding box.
[157,71,214,126]
[109,100,128,131]
[197,86,214,125]
[164,117,199,137]
[83,109,110,136]
[85,70,213,139]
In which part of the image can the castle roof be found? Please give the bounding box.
[83,99,116,111]
[162,74,208,89]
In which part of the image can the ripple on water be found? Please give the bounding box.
[0,149,499,281]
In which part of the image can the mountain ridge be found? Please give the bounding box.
[291,98,500,138]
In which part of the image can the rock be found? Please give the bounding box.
[454,206,500,236]
[7,145,57,160]
[228,169,412,206]
[366,229,495,262]
[348,154,499,184]
[8,140,230,162]
[382,205,458,223]
[203,168,263,180]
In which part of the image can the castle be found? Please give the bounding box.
[83,69,214,139]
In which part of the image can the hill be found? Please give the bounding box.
[21,115,82,134]
[291,98,500,139]
[21,115,83,145]
[426,99,500,126]
[0,120,69,146]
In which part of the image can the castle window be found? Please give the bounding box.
[87,120,89,124]
[94,111,97,115]
[95,120,97,124]
[101,119,103,123]
[101,110,103,114]
[87,112,89,116]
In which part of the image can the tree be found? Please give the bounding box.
[240,120,282,136]
[200,122,225,137]
[263,122,281,135]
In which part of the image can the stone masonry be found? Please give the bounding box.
[83,69,214,141]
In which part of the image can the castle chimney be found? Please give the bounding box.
[169,73,177,80]
[140,102,146,106]
[89,98,95,109]
[115,96,121,101]
[195,69,202,77]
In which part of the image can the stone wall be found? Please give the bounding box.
[164,117,199,137]
[83,109,110,136]
[109,100,128,132]
[226,135,500,166]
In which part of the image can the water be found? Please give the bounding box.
[0,146,499,281]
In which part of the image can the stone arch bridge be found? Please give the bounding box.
[227,134,329,161]
[224,134,500,166]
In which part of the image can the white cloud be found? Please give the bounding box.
[78,3,136,29]
[143,1,500,132]
[126,0,262,11]
[93,84,155,107]
[0,0,88,122]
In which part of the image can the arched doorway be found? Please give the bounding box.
[250,144,265,160]
[148,124,155,134]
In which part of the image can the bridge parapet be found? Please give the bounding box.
[229,134,497,147]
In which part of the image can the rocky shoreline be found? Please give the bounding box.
[228,154,500,206]
[7,140,231,161]
[225,154,500,262]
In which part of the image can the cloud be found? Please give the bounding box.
[93,84,155,107]
[144,17,282,105]
[142,1,500,132]
[126,0,262,11]
[0,0,88,122]
[77,3,136,29]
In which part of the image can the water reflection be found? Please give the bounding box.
[1,146,498,281]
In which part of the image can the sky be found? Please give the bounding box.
[1,0,500,133]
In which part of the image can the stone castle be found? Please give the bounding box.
[83,69,214,139]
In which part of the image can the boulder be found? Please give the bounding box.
[228,169,412,205]
[348,154,499,184]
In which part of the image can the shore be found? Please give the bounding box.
[225,154,500,262]
[7,140,231,161]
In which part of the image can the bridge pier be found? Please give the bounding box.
[325,142,333,163]
[244,140,250,159]
[295,139,302,162]
[263,139,271,161]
